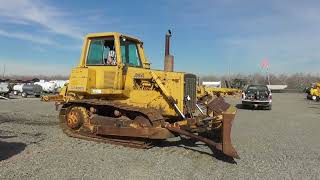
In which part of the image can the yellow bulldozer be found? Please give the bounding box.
[197,85,241,100]
[307,82,320,101]
[42,31,239,159]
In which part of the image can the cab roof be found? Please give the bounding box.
[85,32,142,43]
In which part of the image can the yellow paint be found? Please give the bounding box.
[310,86,320,97]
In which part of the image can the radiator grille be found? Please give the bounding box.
[184,74,197,113]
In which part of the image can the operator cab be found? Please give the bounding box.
[75,32,150,91]
[85,34,143,68]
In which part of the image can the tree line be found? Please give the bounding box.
[200,73,320,89]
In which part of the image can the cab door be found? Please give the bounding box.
[119,38,149,90]
[85,36,123,91]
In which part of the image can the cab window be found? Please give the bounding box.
[86,37,117,66]
[120,38,141,67]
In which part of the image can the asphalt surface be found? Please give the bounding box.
[0,93,319,180]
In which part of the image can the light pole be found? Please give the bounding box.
[266,66,270,85]
[2,64,5,79]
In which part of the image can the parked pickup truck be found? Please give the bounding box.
[241,84,272,110]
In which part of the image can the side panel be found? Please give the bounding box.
[121,67,185,117]
[88,66,118,89]
[68,68,96,93]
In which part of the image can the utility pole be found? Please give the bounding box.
[2,64,5,79]
[266,66,270,85]
[228,60,231,82]
[261,58,270,85]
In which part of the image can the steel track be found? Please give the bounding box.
[58,100,165,149]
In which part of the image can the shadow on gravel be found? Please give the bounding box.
[0,140,27,161]
[0,135,18,139]
[0,115,58,126]
[4,97,20,100]
[235,104,269,111]
[235,104,245,109]
[308,106,320,109]
[154,138,237,164]
[0,129,45,140]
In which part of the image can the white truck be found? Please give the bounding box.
[13,84,24,95]
[241,84,272,110]
[35,81,57,93]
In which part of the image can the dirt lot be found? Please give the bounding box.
[0,93,319,180]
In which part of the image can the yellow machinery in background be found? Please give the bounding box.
[307,83,320,101]
[197,85,241,101]
[205,87,241,97]
[42,31,239,159]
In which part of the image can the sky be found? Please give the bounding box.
[0,0,319,76]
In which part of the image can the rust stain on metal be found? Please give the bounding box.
[96,126,175,139]
[207,97,231,116]
[221,113,239,159]
[164,122,239,159]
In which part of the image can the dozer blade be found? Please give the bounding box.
[220,113,239,159]
[165,125,240,159]
[205,96,239,159]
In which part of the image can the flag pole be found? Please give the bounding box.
[2,64,5,79]
[267,66,270,85]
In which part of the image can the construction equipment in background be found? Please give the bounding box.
[197,80,241,101]
[12,84,23,95]
[35,80,69,94]
[206,87,241,96]
[196,86,241,101]
[306,83,320,101]
[50,80,69,91]
[35,81,57,93]
[42,31,239,159]
[12,83,42,98]
[20,84,42,98]
[8,79,67,97]
[226,78,248,89]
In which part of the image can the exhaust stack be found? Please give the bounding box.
[164,30,174,72]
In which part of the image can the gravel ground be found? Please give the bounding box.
[0,93,320,180]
